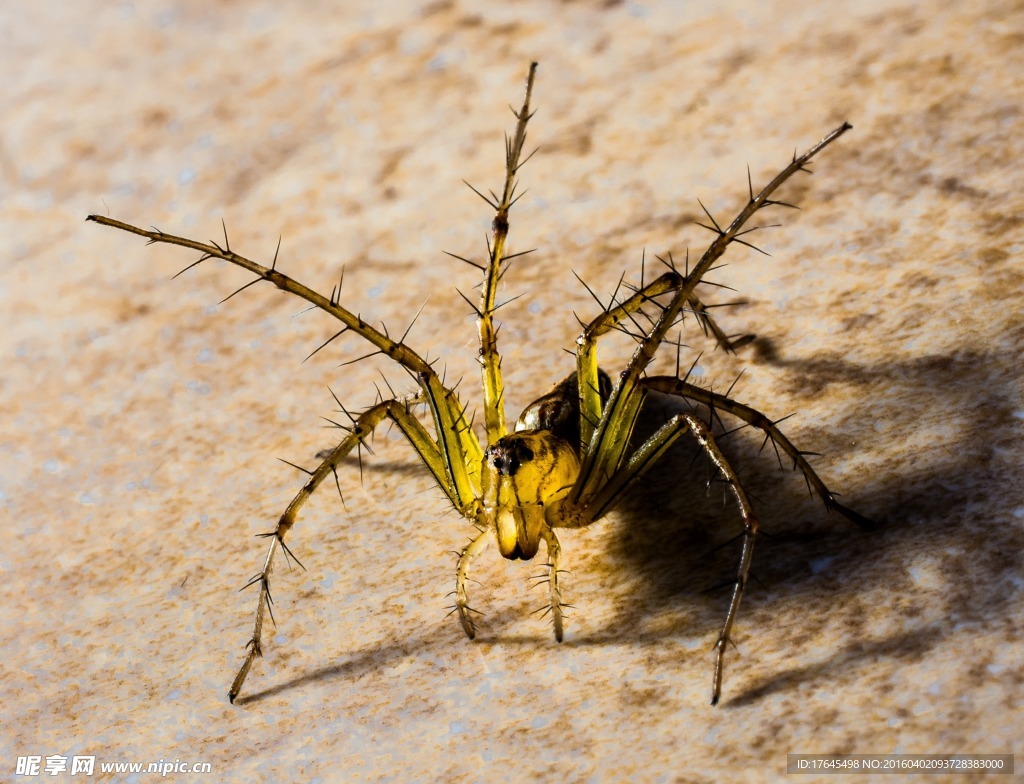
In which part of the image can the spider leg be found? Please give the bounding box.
[569,274,743,499]
[681,415,759,707]
[464,62,538,444]
[685,294,754,354]
[454,527,490,639]
[574,271,742,447]
[556,410,757,705]
[85,216,482,508]
[571,124,853,507]
[229,395,477,703]
[87,216,439,375]
[539,527,564,641]
[642,376,874,529]
[574,271,679,452]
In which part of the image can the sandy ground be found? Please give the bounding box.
[2,0,1022,781]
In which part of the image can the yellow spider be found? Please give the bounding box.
[88,63,871,706]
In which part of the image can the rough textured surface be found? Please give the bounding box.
[3,1,1022,781]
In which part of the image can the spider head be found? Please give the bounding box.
[484,430,580,560]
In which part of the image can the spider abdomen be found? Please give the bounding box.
[515,369,612,452]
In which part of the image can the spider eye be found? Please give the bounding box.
[486,438,535,476]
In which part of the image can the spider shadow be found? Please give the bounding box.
[581,389,875,643]
[242,346,1022,707]
[578,343,1024,705]
[724,342,1024,704]
[230,629,441,707]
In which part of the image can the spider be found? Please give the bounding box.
[88,62,872,706]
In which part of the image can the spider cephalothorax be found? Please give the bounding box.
[89,62,870,706]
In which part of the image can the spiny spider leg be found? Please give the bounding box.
[617,252,748,355]
[469,61,537,444]
[687,416,759,707]
[539,527,565,641]
[685,293,754,353]
[446,63,542,640]
[84,214,482,509]
[670,414,759,707]
[554,405,758,705]
[571,123,852,510]
[228,394,472,703]
[642,376,875,529]
[573,120,851,507]
[453,527,490,639]
[575,271,680,450]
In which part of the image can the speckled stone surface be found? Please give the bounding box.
[2,1,1022,781]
